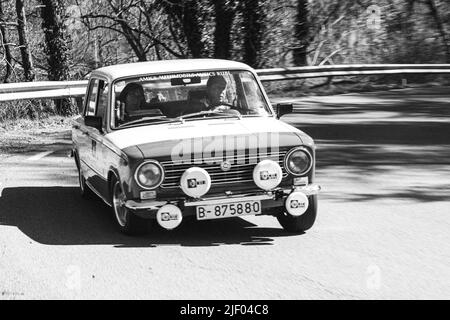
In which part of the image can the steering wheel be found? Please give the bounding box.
[208,103,243,114]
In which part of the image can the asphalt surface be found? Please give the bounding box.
[0,87,449,299]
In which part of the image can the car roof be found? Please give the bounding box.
[91,59,254,81]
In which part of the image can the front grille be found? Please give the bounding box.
[160,149,290,189]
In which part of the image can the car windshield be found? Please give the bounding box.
[111,70,271,128]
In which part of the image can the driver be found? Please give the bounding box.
[204,76,241,116]
[185,75,239,116]
[119,82,146,114]
[205,75,227,108]
[118,82,162,121]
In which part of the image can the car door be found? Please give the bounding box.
[77,78,99,186]
[88,79,111,199]
[78,78,108,198]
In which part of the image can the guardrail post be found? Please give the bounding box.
[402,78,407,88]
[71,97,83,114]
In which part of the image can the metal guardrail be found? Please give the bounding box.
[256,64,450,81]
[1,64,449,102]
[0,81,88,102]
[0,80,88,93]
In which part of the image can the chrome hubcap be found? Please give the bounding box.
[113,182,128,227]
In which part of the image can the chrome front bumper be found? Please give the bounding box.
[125,184,321,211]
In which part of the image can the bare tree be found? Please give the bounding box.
[40,0,76,115]
[15,0,34,81]
[293,0,309,65]
[241,0,266,68]
[426,0,450,62]
[0,0,13,82]
[40,0,71,81]
[161,0,208,58]
[81,0,184,62]
[213,0,236,59]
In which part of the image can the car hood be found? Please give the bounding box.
[105,117,307,159]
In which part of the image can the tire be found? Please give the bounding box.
[111,179,150,235]
[277,195,318,233]
[76,158,95,200]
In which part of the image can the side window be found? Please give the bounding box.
[97,80,109,119]
[85,79,99,116]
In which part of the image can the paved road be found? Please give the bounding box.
[0,87,449,299]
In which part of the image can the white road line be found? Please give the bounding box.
[26,151,54,161]
[0,182,3,197]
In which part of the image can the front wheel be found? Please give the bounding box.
[111,180,150,235]
[277,195,318,233]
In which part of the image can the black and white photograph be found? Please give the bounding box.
[0,0,449,302]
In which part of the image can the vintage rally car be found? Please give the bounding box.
[72,59,320,235]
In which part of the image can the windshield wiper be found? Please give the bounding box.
[117,116,180,128]
[177,110,241,122]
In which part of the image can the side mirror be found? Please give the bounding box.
[276,103,293,119]
[85,115,103,132]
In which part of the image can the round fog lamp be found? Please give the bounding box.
[180,167,211,198]
[157,204,183,230]
[253,160,283,191]
[285,191,309,216]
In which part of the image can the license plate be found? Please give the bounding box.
[196,200,262,220]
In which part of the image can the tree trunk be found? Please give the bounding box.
[426,0,450,63]
[161,0,206,58]
[293,0,309,66]
[182,0,206,58]
[403,0,415,43]
[15,0,34,81]
[213,0,235,59]
[0,1,13,82]
[40,0,71,80]
[241,0,266,68]
[40,0,76,115]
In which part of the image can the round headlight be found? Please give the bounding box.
[285,148,313,176]
[135,161,164,189]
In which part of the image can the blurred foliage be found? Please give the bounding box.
[1,0,449,80]
[0,99,57,121]
[0,0,449,118]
